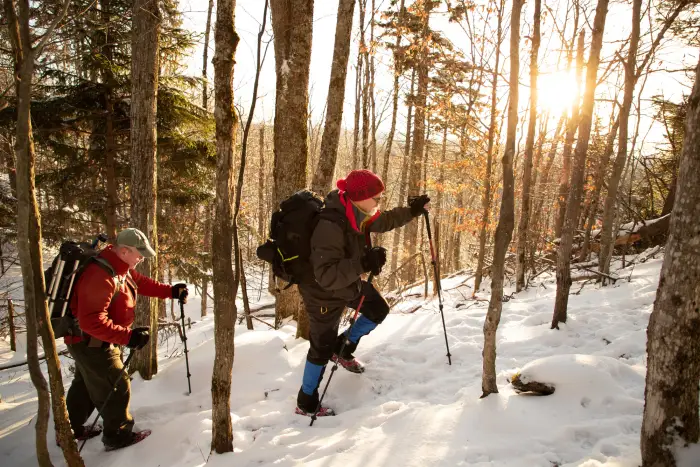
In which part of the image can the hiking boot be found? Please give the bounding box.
[295,405,336,417]
[103,429,152,452]
[331,353,365,373]
[56,424,103,446]
[332,333,364,373]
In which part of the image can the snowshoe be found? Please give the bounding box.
[331,354,365,373]
[103,429,152,452]
[295,405,336,417]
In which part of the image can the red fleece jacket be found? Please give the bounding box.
[64,246,173,346]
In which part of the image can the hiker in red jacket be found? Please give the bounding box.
[64,228,189,451]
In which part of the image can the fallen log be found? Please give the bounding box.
[511,373,555,396]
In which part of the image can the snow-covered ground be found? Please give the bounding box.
[1,251,695,466]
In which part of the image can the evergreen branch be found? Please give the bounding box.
[33,0,72,57]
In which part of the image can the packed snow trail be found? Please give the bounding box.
[3,255,694,466]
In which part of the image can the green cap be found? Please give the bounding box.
[115,228,156,258]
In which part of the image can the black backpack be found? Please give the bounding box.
[256,190,344,286]
[45,235,124,338]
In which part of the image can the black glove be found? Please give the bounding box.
[409,194,431,217]
[361,246,387,276]
[127,326,150,350]
[172,283,189,303]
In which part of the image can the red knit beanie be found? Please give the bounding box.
[336,170,385,202]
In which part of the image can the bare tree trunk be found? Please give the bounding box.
[311,0,355,194]
[389,68,415,291]
[352,53,362,170]
[236,0,268,333]
[597,0,641,276]
[201,204,211,317]
[100,0,118,240]
[369,0,377,173]
[641,54,700,467]
[5,0,84,464]
[257,125,266,234]
[555,4,582,238]
[381,0,406,185]
[434,125,447,289]
[210,0,239,453]
[515,0,540,292]
[474,0,504,293]
[482,0,522,398]
[579,114,620,262]
[360,0,370,169]
[202,0,214,110]
[270,0,314,340]
[404,0,432,283]
[552,0,609,329]
[129,0,161,380]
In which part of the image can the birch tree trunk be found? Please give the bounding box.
[5,0,84,464]
[210,0,239,453]
[515,0,540,292]
[129,0,161,380]
[312,0,355,194]
[482,0,522,398]
[270,0,314,339]
[552,0,609,329]
[641,53,700,467]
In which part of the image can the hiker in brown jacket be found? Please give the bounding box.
[296,169,429,417]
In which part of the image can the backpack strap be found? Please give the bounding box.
[93,257,122,299]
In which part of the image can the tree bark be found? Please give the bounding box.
[369,0,377,173]
[100,0,118,241]
[201,204,211,317]
[482,0,522,398]
[270,0,314,339]
[237,0,268,333]
[640,53,700,467]
[381,0,406,186]
[352,51,362,170]
[311,0,355,195]
[554,5,582,238]
[257,125,267,236]
[202,0,214,110]
[211,0,239,453]
[579,114,620,262]
[5,0,85,464]
[359,0,370,169]
[404,0,432,283]
[597,0,641,276]
[129,0,161,380]
[389,68,415,291]
[515,0,540,292]
[474,0,505,293]
[552,0,609,329]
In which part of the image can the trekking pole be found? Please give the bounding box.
[423,211,452,365]
[79,351,134,453]
[310,273,375,427]
[179,298,192,395]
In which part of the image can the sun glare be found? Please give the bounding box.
[537,71,579,114]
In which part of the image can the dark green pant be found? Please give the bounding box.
[66,342,133,444]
